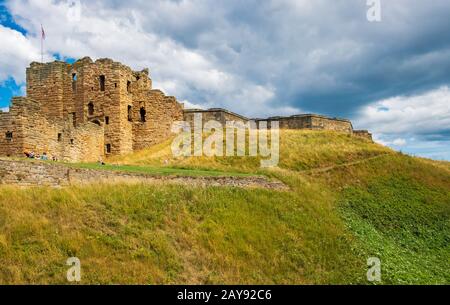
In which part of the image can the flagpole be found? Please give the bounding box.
[41,34,43,63]
[40,24,44,63]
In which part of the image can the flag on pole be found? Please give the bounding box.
[40,24,45,63]
[41,24,45,40]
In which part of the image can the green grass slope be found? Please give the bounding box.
[0,130,448,284]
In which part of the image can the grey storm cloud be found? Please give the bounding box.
[93,0,450,118]
[0,0,450,160]
[3,0,450,161]
[6,0,450,118]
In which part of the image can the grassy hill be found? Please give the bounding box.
[0,130,448,284]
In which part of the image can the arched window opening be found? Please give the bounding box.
[88,102,94,116]
[127,81,131,93]
[140,107,146,123]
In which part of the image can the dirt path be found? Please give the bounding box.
[302,153,391,174]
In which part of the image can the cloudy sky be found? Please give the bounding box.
[1,0,449,160]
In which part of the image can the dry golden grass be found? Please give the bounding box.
[0,130,448,284]
[109,130,392,174]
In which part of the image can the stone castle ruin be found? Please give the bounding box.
[0,57,183,162]
[0,57,371,162]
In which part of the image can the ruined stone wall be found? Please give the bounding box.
[17,57,190,159]
[26,61,71,120]
[260,114,353,133]
[0,98,27,157]
[353,130,373,141]
[258,116,311,129]
[116,61,135,155]
[72,58,125,155]
[132,90,184,150]
[183,109,249,127]
[0,97,104,162]
[53,119,104,163]
[309,115,353,133]
[3,56,372,162]
[0,159,287,190]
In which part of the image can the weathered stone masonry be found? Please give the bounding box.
[183,108,373,140]
[0,159,288,190]
[0,57,373,163]
[0,57,184,162]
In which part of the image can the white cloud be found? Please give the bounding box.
[355,86,450,160]
[180,99,204,110]
[1,107,9,112]
[3,0,287,118]
[392,138,407,146]
[0,25,40,83]
[355,86,450,136]
[1,0,450,160]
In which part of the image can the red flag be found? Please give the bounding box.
[41,24,45,40]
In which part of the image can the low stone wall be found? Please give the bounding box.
[0,159,287,190]
[184,108,249,126]
[353,130,373,141]
[258,114,354,133]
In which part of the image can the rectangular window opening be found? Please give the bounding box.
[127,105,132,122]
[5,131,13,141]
[72,73,77,92]
[99,75,106,91]
[71,112,76,127]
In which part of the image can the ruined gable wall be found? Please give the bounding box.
[132,89,184,150]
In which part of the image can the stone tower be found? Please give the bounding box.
[0,57,184,161]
